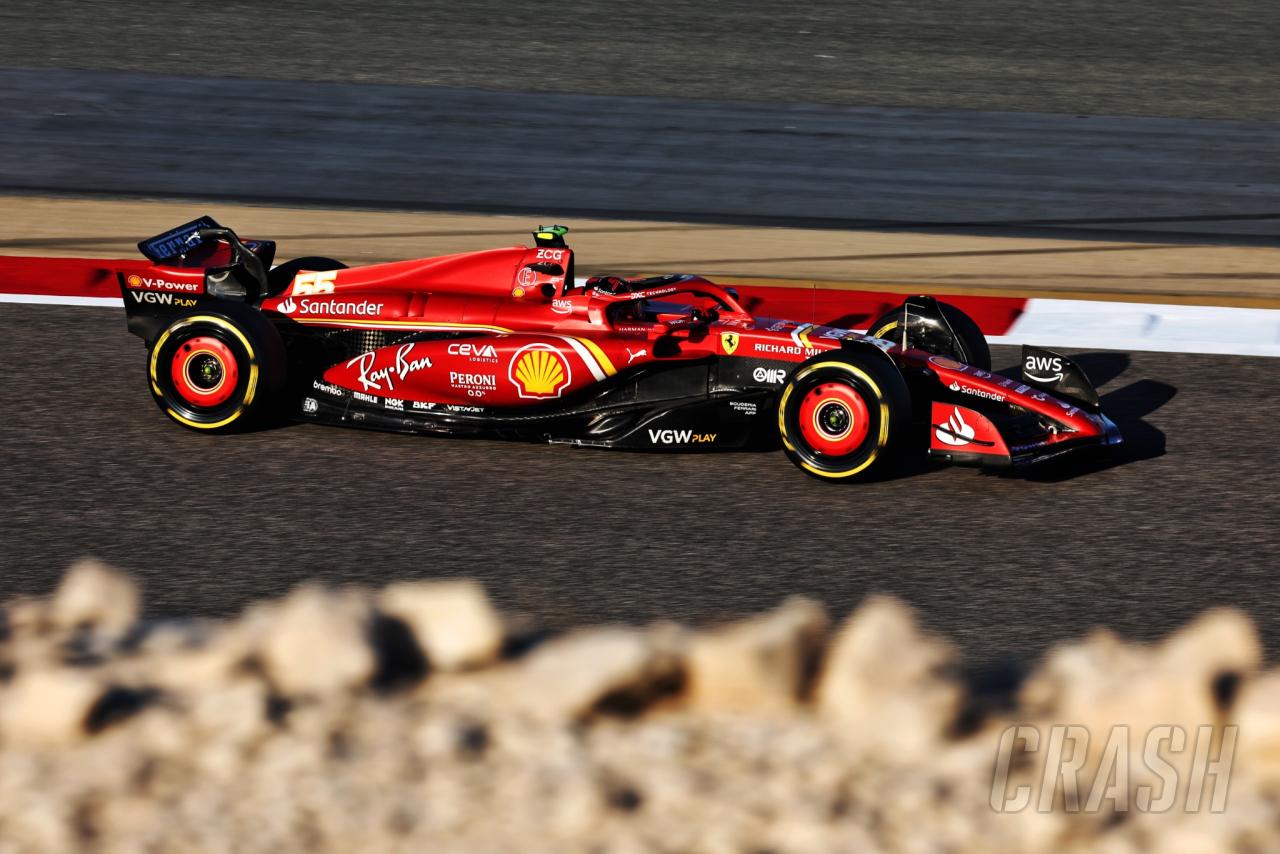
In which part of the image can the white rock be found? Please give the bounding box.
[49,559,139,636]
[259,586,375,697]
[0,668,102,746]
[685,596,827,714]
[815,596,960,759]
[513,628,676,720]
[379,580,504,670]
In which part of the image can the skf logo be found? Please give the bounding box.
[509,344,572,399]
[721,332,740,355]
[292,270,337,295]
[648,429,716,445]
[1024,354,1065,383]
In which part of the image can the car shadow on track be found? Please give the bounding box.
[1015,352,1177,482]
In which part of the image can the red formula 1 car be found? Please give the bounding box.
[119,218,1121,481]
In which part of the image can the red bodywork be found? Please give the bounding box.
[2,234,1115,466]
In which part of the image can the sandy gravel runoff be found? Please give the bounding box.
[3,196,1278,307]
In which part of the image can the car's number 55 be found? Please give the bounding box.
[292,270,338,294]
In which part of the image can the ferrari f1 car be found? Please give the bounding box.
[120,218,1122,482]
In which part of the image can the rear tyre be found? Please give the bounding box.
[867,300,991,371]
[267,257,347,296]
[147,304,286,433]
[778,350,911,482]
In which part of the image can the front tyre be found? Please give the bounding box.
[778,351,910,482]
[866,299,991,371]
[147,306,286,432]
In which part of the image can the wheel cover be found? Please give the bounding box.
[170,336,238,407]
[796,382,869,456]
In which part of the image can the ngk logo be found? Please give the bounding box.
[753,367,787,384]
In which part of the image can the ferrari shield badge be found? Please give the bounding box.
[720,332,740,355]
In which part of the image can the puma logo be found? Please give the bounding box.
[627,348,647,364]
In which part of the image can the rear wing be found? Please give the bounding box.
[138,216,222,263]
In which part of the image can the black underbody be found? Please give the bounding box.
[286,327,785,450]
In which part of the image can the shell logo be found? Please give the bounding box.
[126,274,142,287]
[509,344,572,399]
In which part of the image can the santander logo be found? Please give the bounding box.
[277,297,382,317]
[935,407,975,446]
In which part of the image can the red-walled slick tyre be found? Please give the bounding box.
[777,350,910,482]
[146,305,286,432]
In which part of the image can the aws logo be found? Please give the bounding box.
[509,344,572,399]
[1024,354,1065,383]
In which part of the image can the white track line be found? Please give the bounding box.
[991,299,1280,358]
[1,293,123,307]
[4,290,1278,357]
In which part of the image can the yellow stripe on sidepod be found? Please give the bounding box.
[572,336,617,377]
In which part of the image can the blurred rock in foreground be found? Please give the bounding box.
[0,560,1272,853]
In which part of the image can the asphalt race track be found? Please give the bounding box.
[1,0,1277,677]
[2,0,1276,121]
[1,304,1276,672]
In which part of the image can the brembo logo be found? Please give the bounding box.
[1025,354,1065,383]
[648,429,717,445]
[278,297,383,316]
